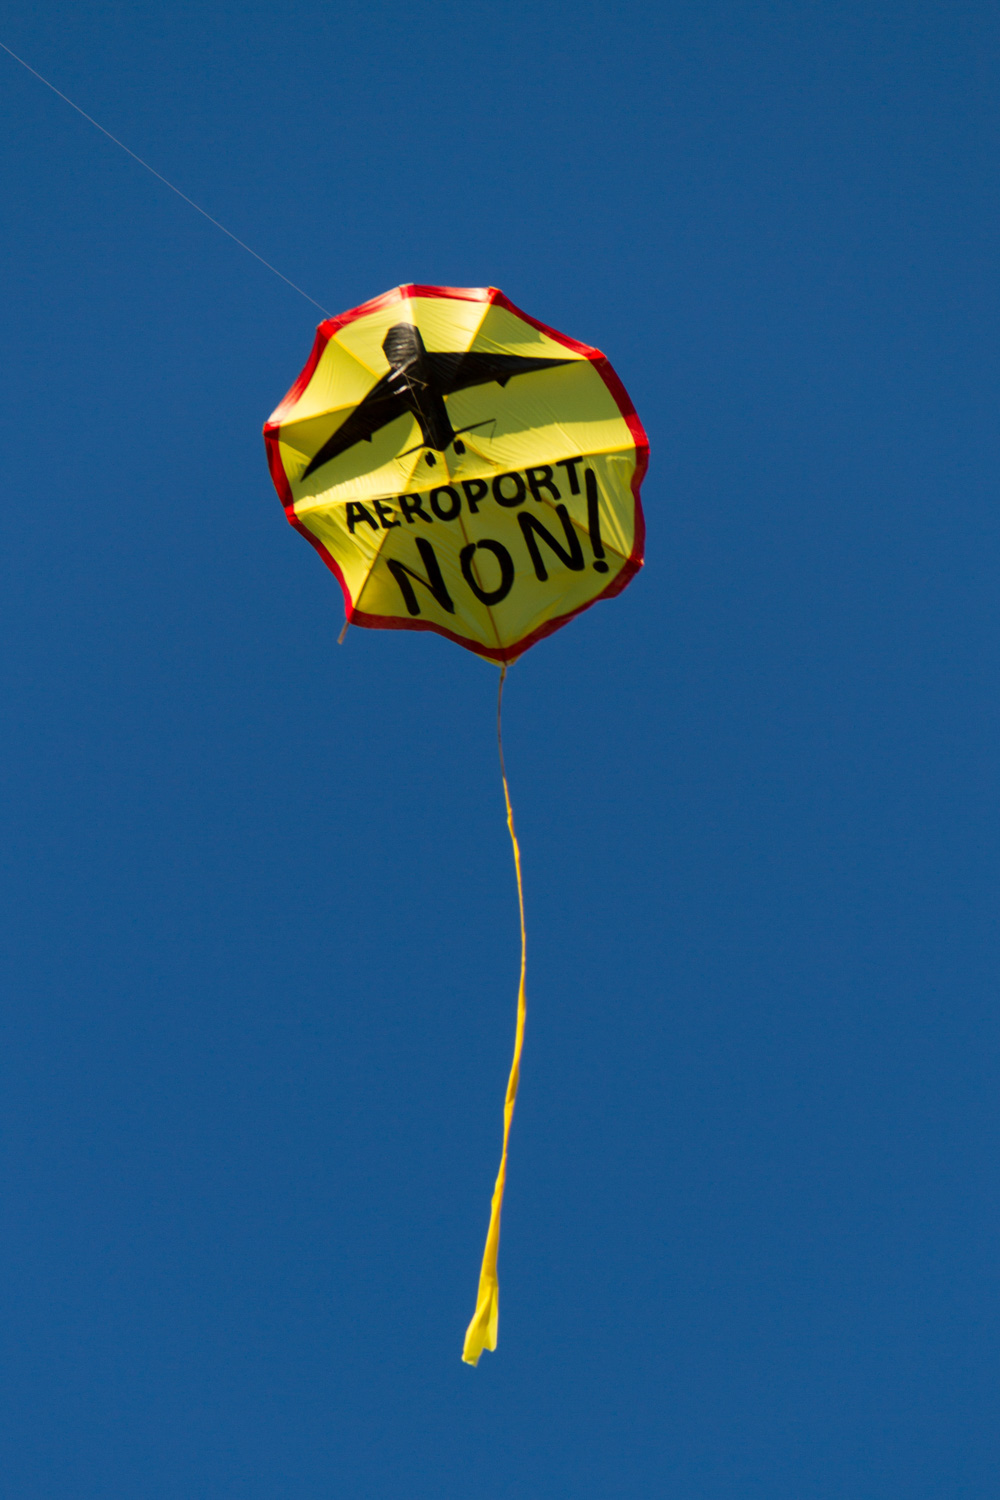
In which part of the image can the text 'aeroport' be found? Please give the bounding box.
[333,462,619,617]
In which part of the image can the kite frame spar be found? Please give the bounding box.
[264,284,649,663]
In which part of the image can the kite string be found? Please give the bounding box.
[462,663,527,1366]
[0,39,331,316]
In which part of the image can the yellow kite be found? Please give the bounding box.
[264,285,648,1362]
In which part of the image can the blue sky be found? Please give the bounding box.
[2,3,998,1495]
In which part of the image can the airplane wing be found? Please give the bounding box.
[300,351,575,480]
[300,375,410,480]
[429,351,574,393]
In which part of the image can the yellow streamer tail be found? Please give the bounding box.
[462,664,527,1366]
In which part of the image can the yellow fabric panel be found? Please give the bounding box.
[472,299,580,359]
[276,339,376,426]
[396,292,492,355]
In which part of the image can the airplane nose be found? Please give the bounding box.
[382,322,424,368]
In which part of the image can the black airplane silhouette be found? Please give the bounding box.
[300,322,573,480]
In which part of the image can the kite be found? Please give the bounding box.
[264,284,648,1364]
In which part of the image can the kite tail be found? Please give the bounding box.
[462,664,527,1366]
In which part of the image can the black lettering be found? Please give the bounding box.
[492,471,527,508]
[386,538,455,616]
[525,465,561,503]
[518,504,585,580]
[346,502,380,533]
[400,493,432,524]
[585,468,609,572]
[556,456,583,495]
[461,478,489,514]
[374,499,400,529]
[460,539,516,605]
[429,485,462,521]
